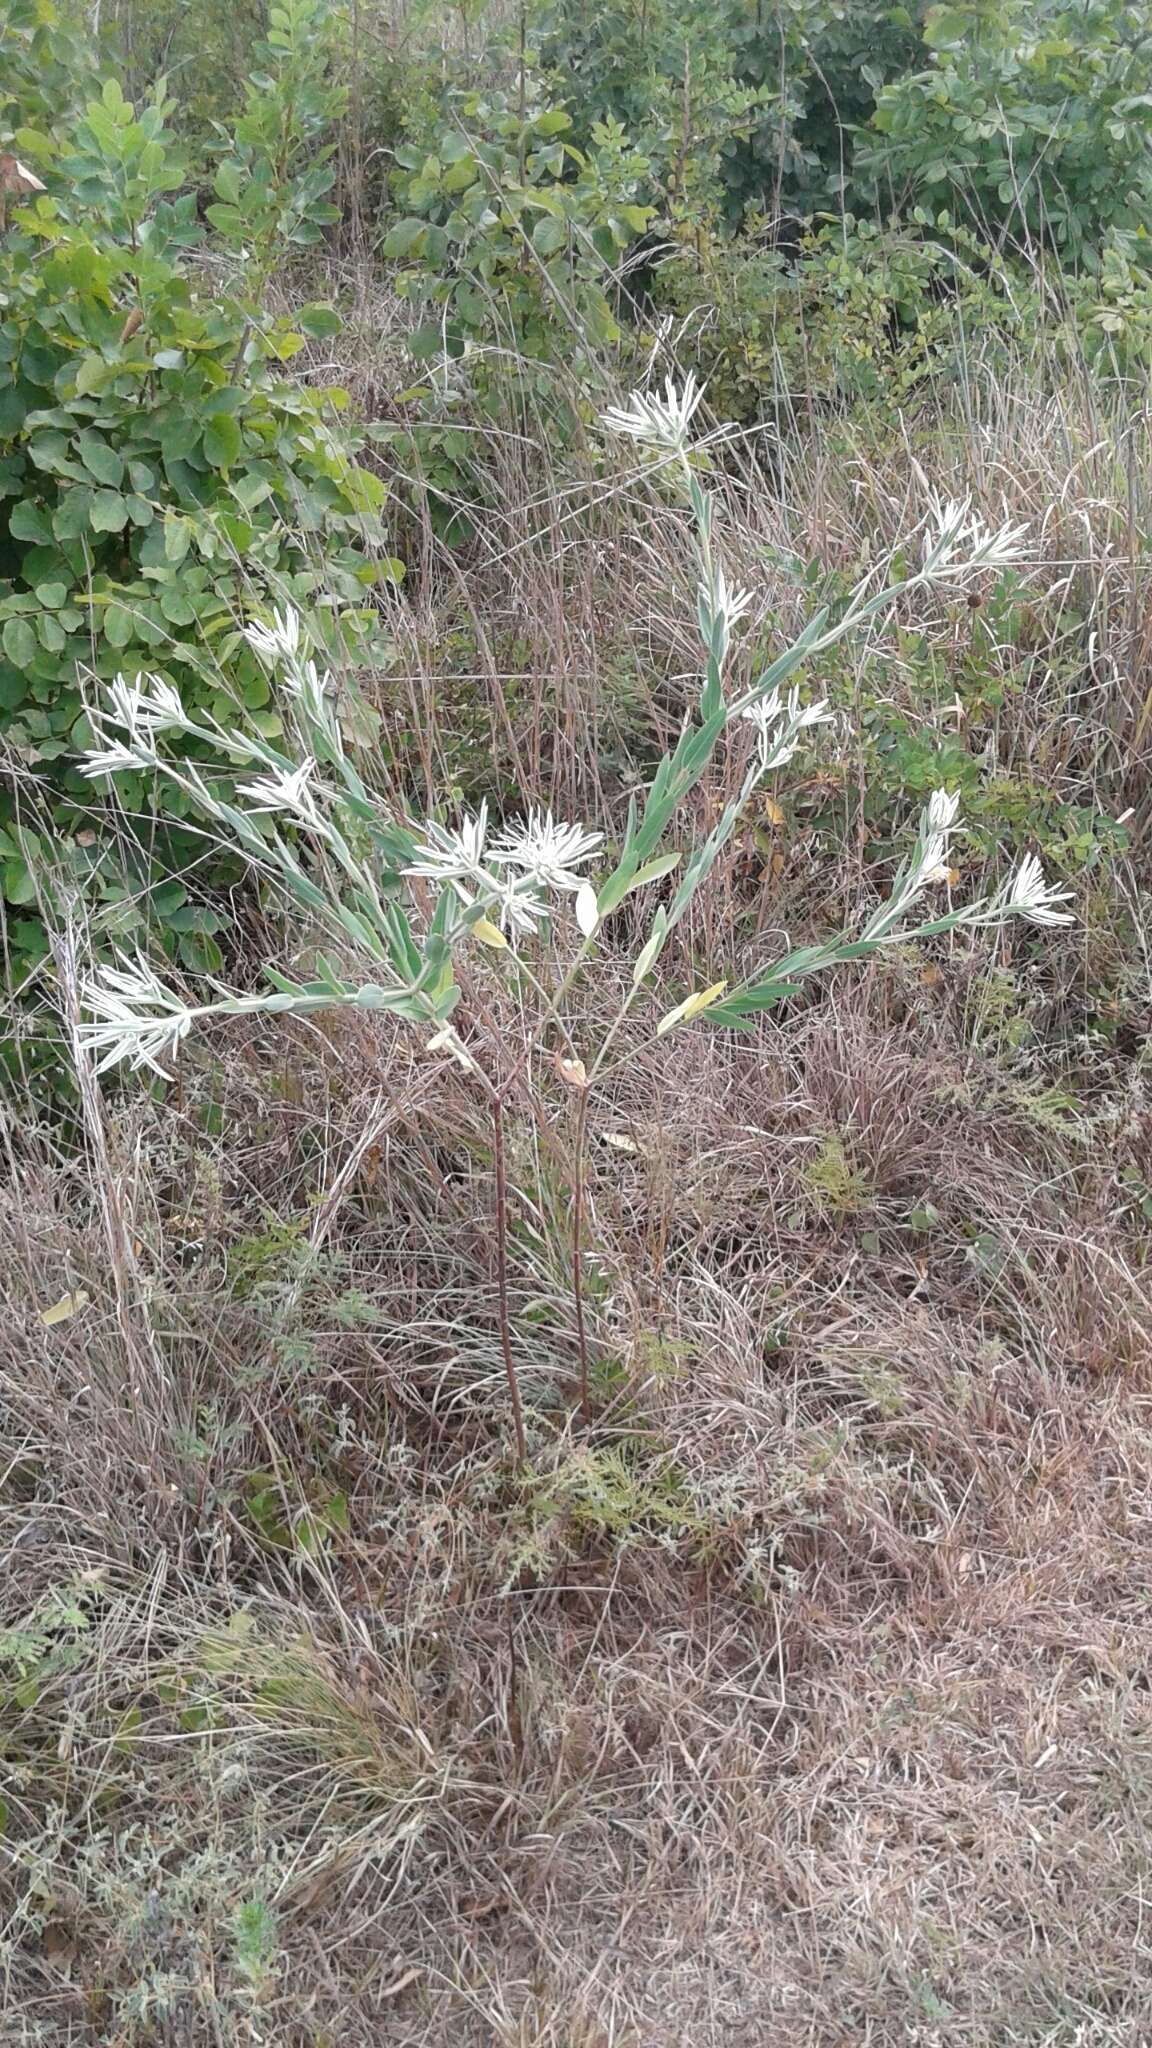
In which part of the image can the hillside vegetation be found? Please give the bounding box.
[2,3,1151,2042]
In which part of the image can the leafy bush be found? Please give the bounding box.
[540,0,925,228]
[539,0,787,230]
[858,0,1152,263]
[0,21,388,1019]
[383,91,653,363]
[377,85,653,539]
[651,213,1026,424]
[202,0,345,294]
[0,0,95,143]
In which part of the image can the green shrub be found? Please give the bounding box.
[651,212,1026,424]
[0,21,389,1057]
[0,0,95,142]
[383,90,653,364]
[377,85,653,538]
[858,0,1152,264]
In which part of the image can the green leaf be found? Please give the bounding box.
[160,416,201,462]
[923,5,969,47]
[103,603,134,648]
[624,853,681,893]
[2,617,37,668]
[164,516,192,564]
[74,354,111,397]
[202,415,242,470]
[214,159,242,205]
[382,217,426,259]
[8,500,53,544]
[3,860,38,905]
[90,490,130,533]
[52,489,94,541]
[297,302,342,338]
[532,215,567,257]
[77,431,125,488]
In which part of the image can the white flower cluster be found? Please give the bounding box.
[405,803,603,940]
[863,786,1073,942]
[698,562,755,664]
[78,953,199,1075]
[740,685,833,770]
[994,851,1075,929]
[601,372,706,455]
[923,495,1030,577]
[82,608,338,793]
[83,672,192,775]
[243,606,335,734]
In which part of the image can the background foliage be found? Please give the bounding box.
[0,0,386,1076]
[4,0,1152,1075]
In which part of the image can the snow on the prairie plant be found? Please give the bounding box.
[1000,852,1074,927]
[242,606,302,667]
[78,953,197,1075]
[741,685,833,770]
[74,373,1075,1103]
[923,494,1030,575]
[404,803,492,888]
[236,758,321,819]
[492,810,603,893]
[600,372,706,454]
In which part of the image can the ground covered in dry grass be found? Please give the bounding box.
[4,364,1152,2045]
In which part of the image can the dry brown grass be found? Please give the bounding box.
[4,343,1152,2045]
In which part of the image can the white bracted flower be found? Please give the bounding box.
[923,495,1030,576]
[862,786,963,940]
[405,803,491,887]
[81,673,191,775]
[236,758,321,821]
[904,789,963,885]
[913,833,952,886]
[490,879,551,939]
[741,686,833,768]
[925,788,962,833]
[492,810,603,894]
[699,563,755,661]
[1000,852,1074,927]
[601,372,706,454]
[244,606,303,667]
[82,737,152,777]
[78,953,196,1076]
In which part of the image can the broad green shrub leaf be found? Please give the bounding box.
[76,430,124,486]
[202,415,242,469]
[297,302,342,338]
[89,490,130,532]
[2,617,37,668]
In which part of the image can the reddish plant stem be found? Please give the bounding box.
[491,1094,528,1465]
[571,1084,592,1424]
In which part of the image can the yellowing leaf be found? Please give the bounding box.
[656,980,728,1037]
[471,917,508,949]
[40,1289,90,1326]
